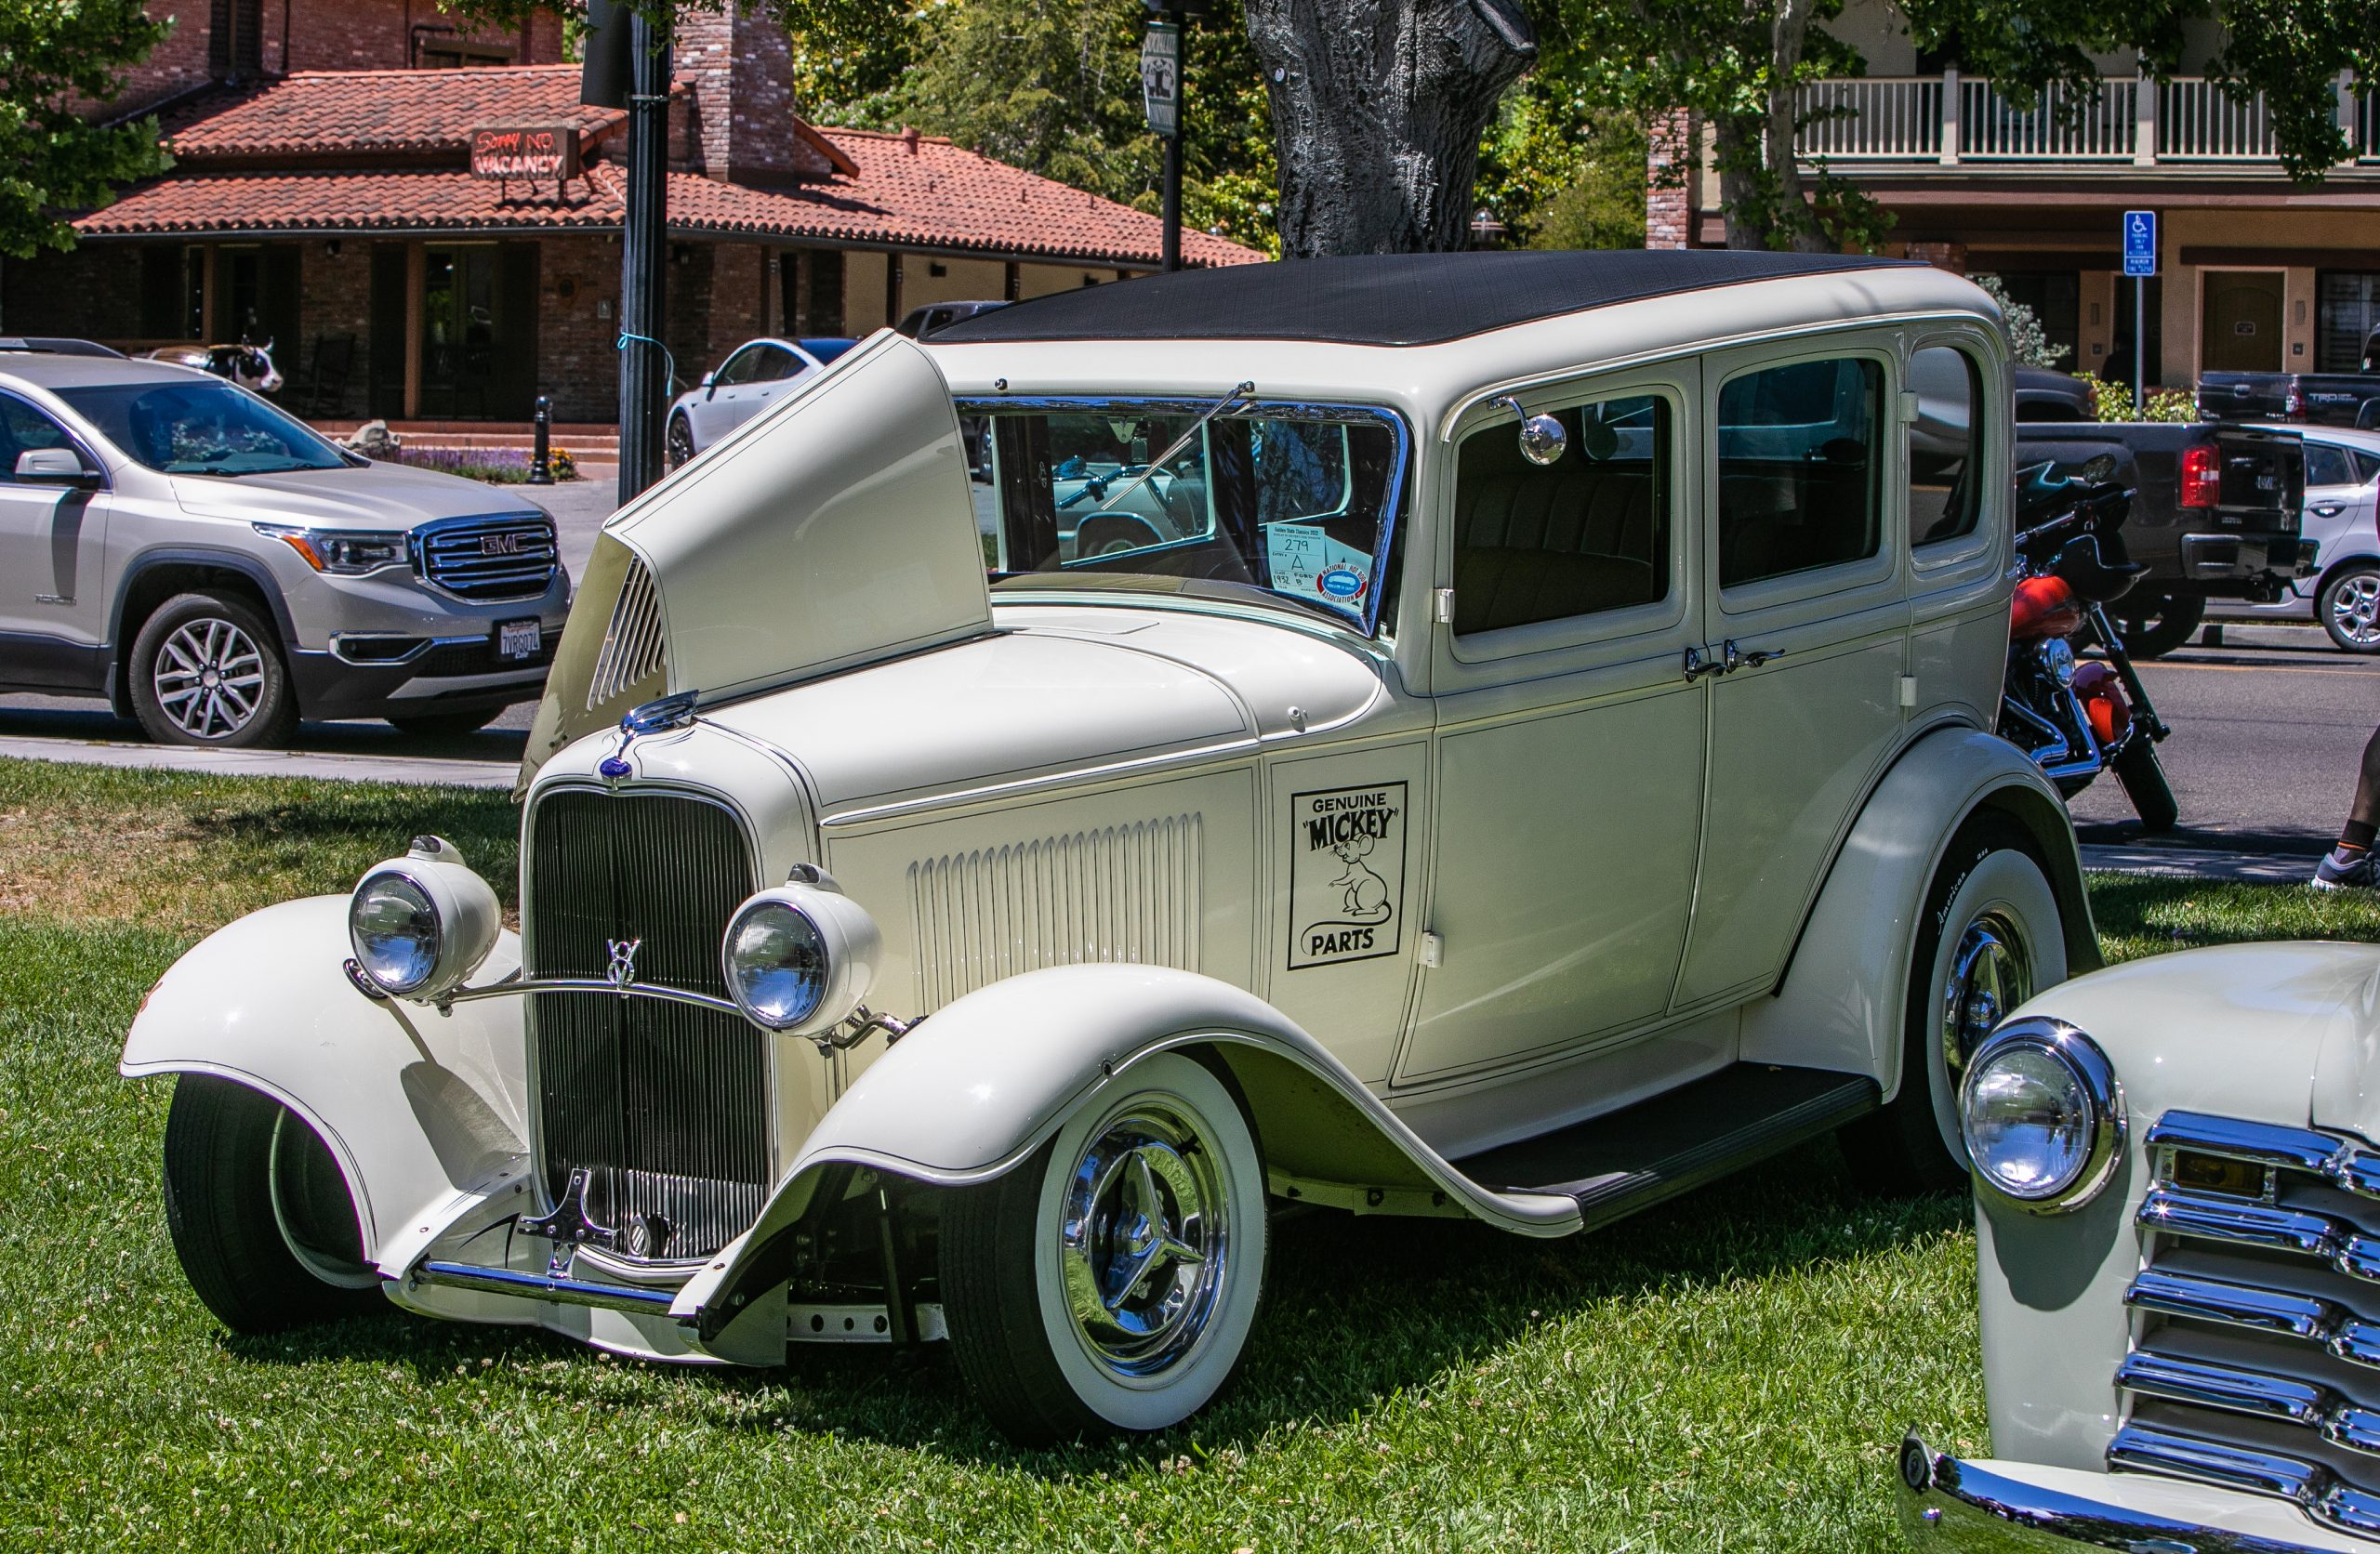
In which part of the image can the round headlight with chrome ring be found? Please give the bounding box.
[721,877,880,1036]
[347,836,501,1001]
[1959,1017,2124,1213]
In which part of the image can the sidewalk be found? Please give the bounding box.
[2076,842,2320,884]
[0,734,515,789]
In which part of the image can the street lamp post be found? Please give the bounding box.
[1142,0,1206,272]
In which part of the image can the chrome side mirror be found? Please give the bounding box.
[1497,397,1566,466]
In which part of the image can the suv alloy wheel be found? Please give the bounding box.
[128,591,298,747]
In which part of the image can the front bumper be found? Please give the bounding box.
[1898,1436,2376,1552]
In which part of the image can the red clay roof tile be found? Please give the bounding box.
[86,65,1264,269]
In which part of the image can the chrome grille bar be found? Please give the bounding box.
[2139,1185,2380,1282]
[2126,1268,2380,1368]
[2109,1421,2380,1539]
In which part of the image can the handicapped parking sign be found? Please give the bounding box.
[2122,210,2157,277]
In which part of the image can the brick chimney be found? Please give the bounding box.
[673,3,835,182]
[1644,110,1697,249]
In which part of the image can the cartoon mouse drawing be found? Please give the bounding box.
[1328,834,1393,924]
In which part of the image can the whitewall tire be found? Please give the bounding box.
[1840,821,2068,1192]
[941,1051,1267,1443]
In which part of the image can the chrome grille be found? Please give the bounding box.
[413,514,559,601]
[525,787,766,1263]
[2116,1110,2380,1542]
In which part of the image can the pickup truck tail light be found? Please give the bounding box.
[2179,443,2221,510]
[2283,384,2308,419]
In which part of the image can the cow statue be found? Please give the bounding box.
[142,339,283,395]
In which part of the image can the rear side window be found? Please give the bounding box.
[1451,394,1672,637]
[1909,347,1983,547]
[2307,442,2356,488]
[1717,358,1883,588]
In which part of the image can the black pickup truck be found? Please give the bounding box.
[2002,371,2312,655]
[2197,329,2380,428]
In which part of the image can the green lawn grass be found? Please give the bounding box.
[1,757,2374,1552]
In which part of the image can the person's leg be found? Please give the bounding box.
[2314,726,2380,889]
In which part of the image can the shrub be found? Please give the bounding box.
[1971,273,2071,370]
[2088,376,2199,423]
[384,445,581,483]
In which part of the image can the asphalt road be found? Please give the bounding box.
[2067,623,2378,853]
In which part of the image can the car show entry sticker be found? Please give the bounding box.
[1289,782,1407,968]
[1265,522,1372,607]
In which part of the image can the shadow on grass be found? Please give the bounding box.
[221,1134,1963,1477]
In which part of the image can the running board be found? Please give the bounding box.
[1449,1062,1880,1231]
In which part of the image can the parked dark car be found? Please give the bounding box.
[2198,362,2380,429]
[895,300,1006,338]
[2018,420,2310,654]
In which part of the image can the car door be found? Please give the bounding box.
[733,347,814,430]
[1673,340,1910,1007]
[2300,438,2372,577]
[1400,366,1709,1083]
[0,391,112,690]
[690,344,767,447]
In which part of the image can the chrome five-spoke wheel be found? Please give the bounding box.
[942,1051,1267,1443]
[1940,911,2033,1086]
[1059,1107,1229,1380]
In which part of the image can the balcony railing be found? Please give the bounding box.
[1796,72,2374,168]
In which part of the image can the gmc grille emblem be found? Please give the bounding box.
[481,533,525,556]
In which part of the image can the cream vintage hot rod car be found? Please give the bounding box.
[1898,946,2380,1550]
[126,251,2098,1442]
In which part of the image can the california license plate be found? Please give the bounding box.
[496,618,541,661]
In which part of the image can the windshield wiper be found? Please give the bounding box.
[1085,381,1253,521]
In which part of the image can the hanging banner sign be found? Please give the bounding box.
[469,125,580,182]
[1141,22,1181,140]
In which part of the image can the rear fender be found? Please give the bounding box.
[671,964,1581,1361]
[120,896,532,1266]
[1741,725,2098,1099]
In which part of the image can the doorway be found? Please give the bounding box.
[416,244,539,419]
[2201,270,2285,375]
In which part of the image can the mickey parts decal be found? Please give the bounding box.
[1289,783,1406,968]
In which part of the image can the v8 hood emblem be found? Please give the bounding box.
[605,938,642,990]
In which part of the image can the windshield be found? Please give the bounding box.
[968,399,1406,630]
[56,380,350,476]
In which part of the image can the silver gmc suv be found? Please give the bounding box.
[0,344,568,745]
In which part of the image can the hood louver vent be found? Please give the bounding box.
[588,554,666,711]
[909,816,1202,1012]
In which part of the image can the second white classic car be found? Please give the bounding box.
[126,250,2097,1442]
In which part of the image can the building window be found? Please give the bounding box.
[208,0,262,76]
[139,246,203,340]
[414,31,516,68]
[2318,272,2380,374]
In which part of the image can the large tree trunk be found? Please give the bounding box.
[1712,0,1834,254]
[1244,0,1535,256]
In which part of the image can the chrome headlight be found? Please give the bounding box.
[721,876,880,1035]
[348,836,500,1000]
[255,522,408,576]
[1960,1017,2124,1213]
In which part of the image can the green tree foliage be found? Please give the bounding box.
[1478,49,1646,249]
[791,0,1280,254]
[1970,272,2070,369]
[0,0,172,257]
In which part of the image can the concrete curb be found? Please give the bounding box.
[0,735,514,790]
[2079,843,2323,885]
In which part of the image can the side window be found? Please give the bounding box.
[747,346,797,382]
[1909,346,1984,547]
[1450,393,1672,637]
[0,396,76,483]
[1717,357,1883,589]
[713,348,761,387]
[2352,449,2380,486]
[2305,442,2354,489]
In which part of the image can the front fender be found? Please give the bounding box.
[120,896,531,1267]
[1740,724,2098,1096]
[671,964,1580,1359]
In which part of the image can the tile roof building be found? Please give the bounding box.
[11,3,1262,422]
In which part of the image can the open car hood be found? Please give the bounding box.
[522,332,991,782]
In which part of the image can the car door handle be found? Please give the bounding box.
[2314,503,2345,518]
[1683,645,1731,682]
[1723,639,1786,671]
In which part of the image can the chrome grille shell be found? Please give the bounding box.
[522,784,769,1265]
[2118,1109,2380,1543]
[411,513,560,601]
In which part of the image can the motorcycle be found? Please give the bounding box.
[2001,459,2179,833]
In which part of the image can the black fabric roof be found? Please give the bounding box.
[933,250,1917,349]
